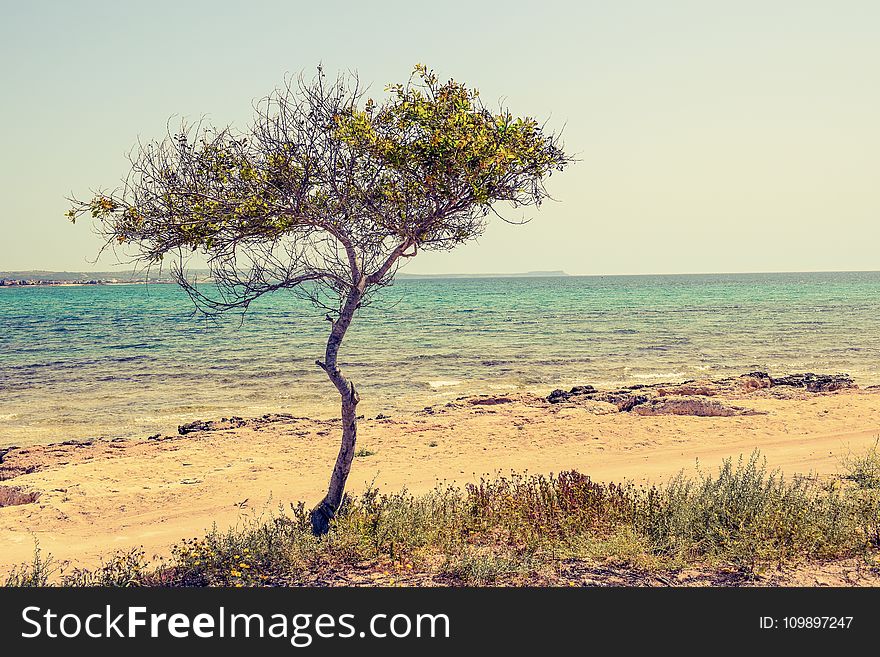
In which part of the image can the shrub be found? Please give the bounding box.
[4,543,59,587]
[6,451,879,586]
[840,439,880,489]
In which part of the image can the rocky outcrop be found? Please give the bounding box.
[548,386,595,403]
[738,371,774,391]
[768,373,855,392]
[469,395,515,406]
[595,392,651,412]
[548,386,648,411]
[631,396,763,417]
[715,371,854,394]
[178,416,248,435]
[656,383,719,397]
[546,371,855,415]
[0,485,40,507]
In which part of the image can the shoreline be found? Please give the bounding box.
[2,372,880,574]
[0,281,174,288]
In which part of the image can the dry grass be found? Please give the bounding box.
[6,450,880,587]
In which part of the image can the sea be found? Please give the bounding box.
[2,271,879,446]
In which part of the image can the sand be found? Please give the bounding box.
[2,384,880,573]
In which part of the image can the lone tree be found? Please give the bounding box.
[69,64,571,534]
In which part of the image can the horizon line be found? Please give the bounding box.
[3,267,880,278]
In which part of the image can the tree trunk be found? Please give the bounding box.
[310,287,362,536]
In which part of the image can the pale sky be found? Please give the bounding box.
[1,0,878,275]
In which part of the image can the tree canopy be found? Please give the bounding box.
[69,64,570,312]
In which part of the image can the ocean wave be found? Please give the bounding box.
[629,371,686,381]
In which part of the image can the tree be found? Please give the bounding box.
[69,64,571,535]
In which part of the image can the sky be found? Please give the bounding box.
[0,0,878,275]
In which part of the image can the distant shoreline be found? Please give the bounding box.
[0,280,174,288]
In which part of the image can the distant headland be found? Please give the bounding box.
[0,270,173,287]
[0,269,569,286]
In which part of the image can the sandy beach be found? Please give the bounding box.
[2,373,879,576]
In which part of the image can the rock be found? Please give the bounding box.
[58,439,93,447]
[547,386,647,411]
[547,385,596,404]
[739,371,774,391]
[770,373,855,393]
[548,389,571,404]
[470,395,514,405]
[0,485,40,508]
[550,390,570,403]
[631,396,763,417]
[177,416,248,435]
[657,382,718,397]
[178,420,212,435]
[375,413,390,420]
[593,392,650,412]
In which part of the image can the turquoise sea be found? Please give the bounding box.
[2,271,879,446]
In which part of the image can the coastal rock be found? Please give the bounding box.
[469,395,515,406]
[548,389,571,403]
[0,447,39,479]
[178,420,212,435]
[547,386,647,411]
[631,396,763,417]
[178,416,248,435]
[657,382,718,397]
[547,385,597,404]
[739,372,774,391]
[550,372,855,405]
[597,392,650,412]
[770,373,855,393]
[0,485,40,508]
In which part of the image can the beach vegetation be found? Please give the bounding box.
[840,438,880,490]
[9,452,880,586]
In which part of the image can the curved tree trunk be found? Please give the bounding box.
[310,287,362,535]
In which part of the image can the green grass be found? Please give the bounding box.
[6,450,880,586]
